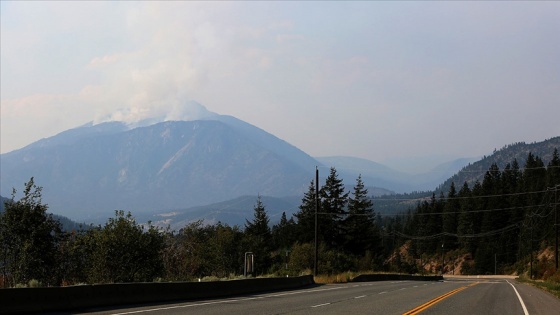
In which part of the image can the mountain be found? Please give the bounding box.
[139,156,473,229]
[0,108,319,221]
[437,137,560,193]
[6,100,550,225]
[138,195,302,230]
[328,137,560,215]
[0,194,89,231]
[315,156,478,193]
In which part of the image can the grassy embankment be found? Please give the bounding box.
[517,274,560,299]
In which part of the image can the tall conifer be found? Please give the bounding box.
[320,167,348,249]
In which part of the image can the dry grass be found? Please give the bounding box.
[517,273,560,299]
[313,271,364,284]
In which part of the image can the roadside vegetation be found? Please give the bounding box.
[1,149,559,289]
[517,274,560,299]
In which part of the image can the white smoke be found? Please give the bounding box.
[87,2,227,126]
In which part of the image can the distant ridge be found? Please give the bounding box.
[141,195,302,229]
[315,156,478,193]
[3,101,555,224]
[437,137,560,193]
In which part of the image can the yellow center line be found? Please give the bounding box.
[402,282,479,315]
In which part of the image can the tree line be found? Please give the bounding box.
[0,168,381,287]
[384,149,560,277]
[1,148,558,287]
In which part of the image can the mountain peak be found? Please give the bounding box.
[94,100,217,129]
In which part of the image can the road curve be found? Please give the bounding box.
[63,276,560,315]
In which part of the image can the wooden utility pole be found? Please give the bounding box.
[555,185,558,270]
[530,224,534,279]
[314,167,319,277]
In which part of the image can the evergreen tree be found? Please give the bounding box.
[244,195,272,274]
[524,152,547,205]
[319,167,349,249]
[294,180,317,243]
[416,193,443,255]
[457,182,476,254]
[343,175,379,256]
[547,148,560,187]
[501,160,523,266]
[468,181,485,258]
[477,163,504,274]
[523,153,548,250]
[245,195,271,238]
[272,212,297,250]
[443,182,459,250]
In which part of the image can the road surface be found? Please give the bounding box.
[65,276,560,315]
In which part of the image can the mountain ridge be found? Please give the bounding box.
[437,137,560,193]
[3,102,555,224]
[0,117,315,220]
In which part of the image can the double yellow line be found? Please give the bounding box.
[403,282,479,315]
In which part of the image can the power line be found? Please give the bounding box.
[373,188,553,201]
[382,223,520,241]
[372,203,556,218]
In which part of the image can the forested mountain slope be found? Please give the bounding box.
[437,137,560,193]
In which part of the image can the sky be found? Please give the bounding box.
[1,1,559,172]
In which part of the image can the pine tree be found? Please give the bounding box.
[443,182,459,250]
[294,181,317,243]
[477,163,504,274]
[468,180,485,260]
[272,212,297,250]
[343,175,379,256]
[319,167,349,249]
[524,152,547,205]
[547,148,560,187]
[244,195,272,275]
[457,182,476,254]
[245,195,271,238]
[502,160,523,266]
[523,153,548,250]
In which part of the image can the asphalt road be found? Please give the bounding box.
[71,276,560,315]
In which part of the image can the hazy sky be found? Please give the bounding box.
[1,1,559,170]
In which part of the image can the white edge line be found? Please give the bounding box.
[113,286,346,314]
[507,280,529,315]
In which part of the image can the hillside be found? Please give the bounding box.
[0,116,318,220]
[1,195,89,231]
[437,137,560,193]
[369,137,560,217]
[139,195,302,229]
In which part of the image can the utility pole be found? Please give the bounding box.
[530,225,533,279]
[495,253,497,275]
[555,185,558,270]
[441,243,444,276]
[314,167,319,277]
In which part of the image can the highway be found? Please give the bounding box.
[70,276,560,315]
